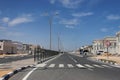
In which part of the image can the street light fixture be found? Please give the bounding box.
[48,12,59,50]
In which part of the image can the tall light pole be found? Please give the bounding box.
[49,17,52,50]
[48,12,59,50]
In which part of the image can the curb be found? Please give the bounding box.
[0,65,34,80]
[88,57,120,66]
[0,55,58,80]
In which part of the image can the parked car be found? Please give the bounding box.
[97,51,104,55]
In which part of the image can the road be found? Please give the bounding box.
[0,55,33,64]
[9,53,120,80]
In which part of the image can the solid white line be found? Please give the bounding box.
[22,54,62,80]
[69,56,77,63]
[22,68,37,80]
[84,64,94,68]
[59,64,64,68]
[67,64,74,68]
[76,64,85,68]
[48,64,55,68]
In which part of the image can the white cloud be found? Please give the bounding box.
[107,15,120,20]
[100,28,108,32]
[6,32,24,37]
[65,25,74,29]
[50,0,83,8]
[59,18,79,25]
[2,17,10,23]
[59,18,79,29]
[50,0,56,4]
[72,12,93,17]
[8,15,33,26]
[0,26,6,31]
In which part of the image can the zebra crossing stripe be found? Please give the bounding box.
[101,65,112,68]
[84,64,94,68]
[76,64,85,68]
[93,64,104,68]
[59,64,64,68]
[36,64,46,67]
[67,64,74,68]
[48,64,55,68]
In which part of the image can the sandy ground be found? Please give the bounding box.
[0,54,28,58]
[0,58,34,77]
[92,56,120,64]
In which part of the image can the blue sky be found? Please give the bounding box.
[0,0,120,51]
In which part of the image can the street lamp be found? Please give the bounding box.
[48,12,59,50]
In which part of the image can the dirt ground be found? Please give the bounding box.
[0,69,13,77]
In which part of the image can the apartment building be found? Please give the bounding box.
[0,39,17,54]
[92,36,116,55]
[92,40,104,54]
[103,37,116,54]
[116,31,120,54]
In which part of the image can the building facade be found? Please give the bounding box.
[116,32,120,54]
[0,40,17,54]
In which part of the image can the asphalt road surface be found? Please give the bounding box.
[9,53,120,80]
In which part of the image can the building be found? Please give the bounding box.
[13,41,24,54]
[92,36,116,55]
[116,32,120,54]
[0,39,17,54]
[92,40,104,54]
[103,37,116,54]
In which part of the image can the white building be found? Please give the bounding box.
[92,37,116,55]
[116,32,120,54]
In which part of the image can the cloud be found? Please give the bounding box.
[6,32,24,37]
[59,18,79,25]
[50,0,83,8]
[65,25,74,29]
[0,26,6,31]
[107,15,120,20]
[50,0,56,4]
[8,15,33,26]
[59,18,79,28]
[100,28,108,32]
[2,17,10,23]
[2,14,33,26]
[72,12,93,17]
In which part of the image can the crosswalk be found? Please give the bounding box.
[36,63,118,69]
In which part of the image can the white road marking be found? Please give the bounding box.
[22,68,37,80]
[93,64,104,68]
[102,65,112,68]
[67,64,74,68]
[22,54,62,80]
[59,64,64,68]
[84,64,94,68]
[36,63,46,68]
[69,56,77,63]
[76,64,85,68]
[48,64,55,68]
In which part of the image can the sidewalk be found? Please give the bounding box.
[91,55,120,64]
[0,58,34,77]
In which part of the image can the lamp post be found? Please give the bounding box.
[48,12,58,50]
